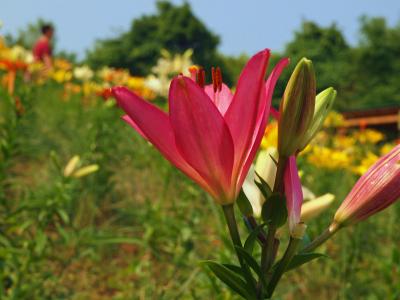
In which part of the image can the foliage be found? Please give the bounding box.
[86,1,220,76]
[273,17,400,110]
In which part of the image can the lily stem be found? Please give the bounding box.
[258,155,288,296]
[222,204,242,248]
[273,155,288,194]
[261,225,276,273]
[301,222,340,253]
[222,204,255,288]
[267,236,301,298]
[261,155,288,273]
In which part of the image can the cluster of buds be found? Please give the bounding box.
[278,58,337,157]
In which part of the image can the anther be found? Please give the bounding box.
[216,67,222,92]
[211,67,217,92]
[211,66,223,92]
[197,68,205,88]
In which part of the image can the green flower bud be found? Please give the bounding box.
[278,58,316,157]
[298,87,336,151]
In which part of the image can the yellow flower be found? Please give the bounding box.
[82,81,102,97]
[53,58,72,71]
[307,145,351,169]
[352,129,385,144]
[127,76,145,90]
[52,70,73,83]
[333,135,355,149]
[380,143,396,155]
[323,111,344,127]
[352,151,379,175]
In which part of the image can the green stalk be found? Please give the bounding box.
[222,204,243,248]
[261,155,288,274]
[256,156,288,297]
[273,155,288,194]
[222,204,256,289]
[261,225,276,273]
[301,222,340,253]
[267,237,302,298]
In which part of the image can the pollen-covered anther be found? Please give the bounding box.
[196,68,205,88]
[188,65,198,81]
[216,67,222,92]
[211,66,223,92]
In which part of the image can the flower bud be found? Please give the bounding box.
[64,155,80,177]
[72,164,99,178]
[334,145,400,227]
[278,58,316,157]
[298,87,336,151]
[300,193,335,222]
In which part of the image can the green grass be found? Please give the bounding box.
[0,81,399,299]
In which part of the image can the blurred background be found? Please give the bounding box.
[0,1,399,299]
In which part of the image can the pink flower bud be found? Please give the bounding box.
[334,144,400,226]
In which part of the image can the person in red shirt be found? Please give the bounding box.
[33,24,54,68]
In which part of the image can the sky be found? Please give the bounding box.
[1,0,400,59]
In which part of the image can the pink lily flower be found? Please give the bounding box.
[284,155,303,233]
[112,49,288,204]
[334,144,400,226]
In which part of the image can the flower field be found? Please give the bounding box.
[1,34,400,299]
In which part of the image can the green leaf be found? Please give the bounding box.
[235,246,267,288]
[244,223,265,254]
[202,261,256,299]
[261,193,288,228]
[254,172,272,199]
[286,253,327,272]
[269,154,278,166]
[222,264,244,277]
[237,190,253,217]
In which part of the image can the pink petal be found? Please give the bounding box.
[284,155,303,232]
[122,115,147,139]
[236,58,290,192]
[224,49,270,182]
[169,77,235,201]
[204,83,233,115]
[113,87,213,196]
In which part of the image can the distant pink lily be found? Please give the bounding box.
[334,144,400,226]
[113,49,288,204]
